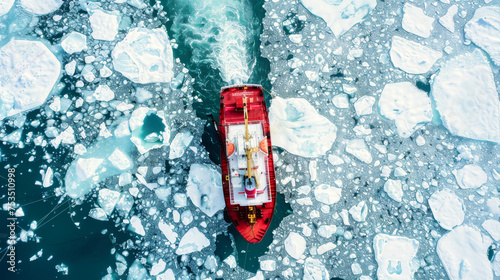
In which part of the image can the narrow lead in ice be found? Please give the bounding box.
[284,232,306,259]
[300,0,377,37]
[402,3,434,38]
[186,164,224,217]
[373,234,419,280]
[464,6,500,66]
[269,97,337,158]
[453,164,488,189]
[437,226,493,280]
[431,50,500,143]
[428,189,464,230]
[175,227,210,255]
[378,82,432,138]
[390,36,442,74]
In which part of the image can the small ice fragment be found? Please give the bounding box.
[317,225,337,238]
[175,227,210,255]
[464,6,500,66]
[415,136,425,146]
[354,96,376,116]
[89,208,108,221]
[158,220,177,243]
[94,85,115,102]
[224,255,237,268]
[332,94,349,109]
[97,189,121,216]
[453,164,487,189]
[428,189,465,230]
[60,32,87,54]
[186,164,224,217]
[88,7,120,41]
[345,139,372,164]
[43,167,53,188]
[128,216,145,236]
[303,258,329,280]
[260,260,276,271]
[284,232,306,259]
[107,149,132,171]
[55,263,69,275]
[349,201,368,222]
[384,179,403,202]
[314,184,341,205]
[394,167,407,177]
[169,132,193,159]
[150,259,166,276]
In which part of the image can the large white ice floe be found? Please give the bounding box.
[373,234,419,280]
[345,139,372,164]
[402,3,434,38]
[284,232,306,259]
[300,0,377,37]
[175,227,210,255]
[269,96,337,158]
[112,28,174,84]
[20,0,63,15]
[428,189,464,230]
[60,32,87,54]
[186,164,224,217]
[0,0,14,17]
[0,39,61,120]
[303,257,329,280]
[464,6,500,66]
[452,164,488,189]
[437,226,493,280]
[390,36,442,74]
[431,50,500,143]
[378,82,432,138]
[129,107,171,154]
[314,184,342,205]
[384,179,403,202]
[88,5,120,41]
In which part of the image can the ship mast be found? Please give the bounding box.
[243,97,260,188]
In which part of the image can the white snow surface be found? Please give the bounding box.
[349,201,368,222]
[384,179,403,202]
[439,5,458,33]
[354,96,376,116]
[112,28,174,84]
[0,39,61,120]
[303,257,329,280]
[300,0,377,37]
[345,139,372,163]
[431,50,500,143]
[428,189,464,230]
[373,234,419,280]
[169,132,193,159]
[97,189,121,216]
[437,226,493,280]
[482,220,500,241]
[128,215,145,236]
[175,227,210,255]
[284,232,306,259]
[464,6,500,66]
[269,96,337,158]
[314,184,341,205]
[186,164,224,217]
[402,3,434,38]
[453,164,488,189]
[390,36,442,74]
[0,0,14,17]
[379,82,432,138]
[60,32,87,54]
[88,6,120,41]
[108,149,132,171]
[94,85,115,102]
[20,0,62,15]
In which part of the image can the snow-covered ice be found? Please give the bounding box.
[186,164,224,217]
[354,96,375,116]
[349,201,368,222]
[169,132,193,160]
[431,50,500,143]
[464,6,500,66]
[378,82,432,138]
[108,149,132,171]
[437,226,493,280]
[175,227,210,255]
[158,220,177,243]
[269,97,337,158]
[402,3,434,38]
[0,39,61,120]
[284,232,306,259]
[373,234,419,280]
[314,184,341,205]
[482,220,500,241]
[384,179,403,202]
[88,6,120,41]
[390,36,442,74]
[112,28,174,84]
[439,5,458,33]
[453,164,488,189]
[94,85,115,102]
[0,0,14,17]
[20,0,62,15]
[345,139,372,164]
[300,0,377,37]
[128,215,145,236]
[60,32,87,54]
[97,189,121,216]
[428,189,464,230]
[303,258,329,280]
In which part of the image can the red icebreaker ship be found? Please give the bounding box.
[219,85,276,243]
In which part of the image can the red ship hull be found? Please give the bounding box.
[219,85,277,243]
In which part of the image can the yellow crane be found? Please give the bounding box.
[243,97,260,189]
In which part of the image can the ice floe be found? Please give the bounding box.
[88,6,120,41]
[0,0,14,17]
[175,227,210,255]
[186,164,224,217]
[437,226,493,280]
[128,215,145,236]
[20,0,63,15]
[300,0,377,37]
[60,32,87,54]
[431,50,500,143]
[112,28,174,84]
[384,179,403,202]
[373,234,419,280]
[269,97,337,158]
[349,201,368,222]
[169,132,193,160]
[402,3,434,38]
[354,96,375,116]
[390,36,442,74]
[428,189,464,230]
[439,5,458,33]
[464,6,500,66]
[453,164,488,189]
[379,82,433,138]
[482,220,500,241]
[97,189,121,216]
[0,39,61,120]
[284,232,306,259]
[303,257,329,280]
[345,139,372,164]
[314,184,341,205]
[94,85,115,102]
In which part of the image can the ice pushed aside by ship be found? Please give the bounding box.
[217,85,277,243]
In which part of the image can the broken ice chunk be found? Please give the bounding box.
[186,164,224,217]
[464,6,500,66]
[173,193,187,208]
[150,259,166,276]
[0,39,61,120]
[314,184,341,205]
[269,97,337,158]
[390,36,442,74]
[112,28,174,84]
[284,232,306,259]
[169,132,193,159]
[373,234,419,280]
[260,260,276,271]
[482,220,500,241]
[20,0,63,15]
[55,263,69,275]
[97,189,121,216]
[437,226,493,280]
[428,189,464,230]
[317,225,337,238]
[384,179,403,202]
[88,6,120,41]
[402,3,434,38]
[349,201,368,222]
[94,85,115,102]
[300,0,377,37]
[332,94,349,109]
[108,149,132,171]
[128,215,145,236]
[345,139,372,164]
[128,260,149,280]
[354,96,376,116]
[0,0,14,16]
[439,5,458,33]
[431,50,500,143]
[60,32,87,54]
[175,227,210,255]
[158,220,177,243]
[43,167,54,188]
[303,258,329,280]
[378,82,432,138]
[89,208,108,221]
[453,164,488,189]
